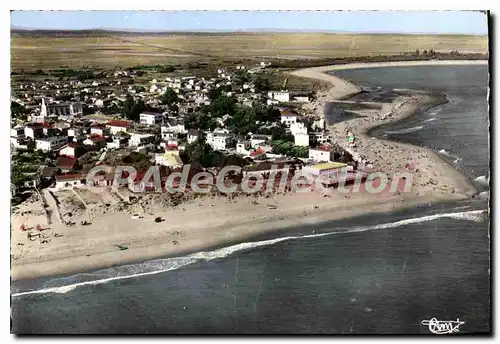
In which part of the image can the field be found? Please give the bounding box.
[10,32,488,70]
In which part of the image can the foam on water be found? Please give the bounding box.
[424,117,437,123]
[474,175,489,186]
[11,210,487,298]
[385,126,424,135]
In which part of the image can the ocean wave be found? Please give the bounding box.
[11,210,488,298]
[438,149,460,162]
[474,175,490,186]
[478,191,490,199]
[424,117,437,123]
[385,126,424,135]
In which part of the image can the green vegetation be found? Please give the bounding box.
[162,87,179,106]
[270,140,309,158]
[11,150,47,186]
[11,101,28,116]
[122,152,153,172]
[121,95,147,122]
[181,135,247,169]
[127,65,176,73]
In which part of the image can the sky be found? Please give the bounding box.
[10,11,488,34]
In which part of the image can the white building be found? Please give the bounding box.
[107,137,128,150]
[308,148,332,163]
[267,91,290,103]
[129,132,155,148]
[206,132,234,151]
[59,143,77,157]
[54,174,86,190]
[107,120,132,135]
[36,136,67,152]
[294,133,310,147]
[250,134,272,148]
[67,128,82,138]
[90,125,108,137]
[140,112,164,126]
[290,122,307,136]
[310,132,330,145]
[236,141,251,155]
[280,113,298,126]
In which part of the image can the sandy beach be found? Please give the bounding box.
[11,60,486,281]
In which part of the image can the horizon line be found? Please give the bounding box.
[10,26,488,36]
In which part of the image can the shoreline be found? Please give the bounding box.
[11,60,485,282]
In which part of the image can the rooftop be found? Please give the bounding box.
[310,162,347,171]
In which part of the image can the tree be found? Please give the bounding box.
[11,102,27,116]
[270,140,308,158]
[253,75,271,92]
[209,94,236,118]
[162,88,179,106]
[121,95,146,122]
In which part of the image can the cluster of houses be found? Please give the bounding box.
[11,62,358,194]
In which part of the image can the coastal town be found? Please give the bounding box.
[11,57,486,280]
[11,61,365,205]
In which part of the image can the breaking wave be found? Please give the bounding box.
[474,175,489,186]
[385,126,424,135]
[424,117,437,123]
[12,210,487,298]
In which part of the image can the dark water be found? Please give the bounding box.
[332,65,490,181]
[11,66,490,334]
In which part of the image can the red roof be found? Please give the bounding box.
[61,143,77,149]
[58,156,77,169]
[107,120,131,128]
[251,147,266,157]
[89,135,106,142]
[318,144,331,151]
[55,173,84,181]
[91,124,106,129]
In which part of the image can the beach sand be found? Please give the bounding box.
[11,60,485,281]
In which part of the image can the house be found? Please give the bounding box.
[206,132,234,151]
[301,162,348,184]
[292,93,311,103]
[280,110,298,126]
[294,133,310,147]
[24,124,44,139]
[236,141,251,155]
[250,134,272,148]
[36,136,67,152]
[140,111,164,126]
[309,147,333,163]
[90,124,109,137]
[267,91,290,103]
[107,120,132,135]
[68,128,82,138]
[129,132,155,148]
[54,173,86,190]
[57,156,77,173]
[310,132,330,145]
[10,127,25,139]
[187,129,201,144]
[107,137,129,150]
[59,143,77,158]
[83,135,106,146]
[290,122,307,136]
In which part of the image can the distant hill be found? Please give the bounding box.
[10,27,487,37]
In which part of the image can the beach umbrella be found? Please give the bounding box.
[36,224,41,231]
[20,224,26,231]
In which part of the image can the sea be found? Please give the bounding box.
[11,65,490,334]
